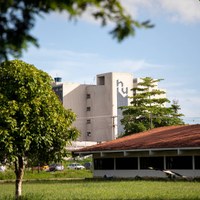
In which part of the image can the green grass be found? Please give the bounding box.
[1,179,200,200]
[0,169,92,180]
[26,169,92,180]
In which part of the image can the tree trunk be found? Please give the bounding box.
[15,156,24,199]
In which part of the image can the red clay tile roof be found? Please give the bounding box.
[75,125,200,153]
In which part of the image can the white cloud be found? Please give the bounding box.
[162,82,200,118]
[180,96,200,118]
[52,0,200,27]
[120,0,200,24]
[159,0,200,23]
[23,47,162,83]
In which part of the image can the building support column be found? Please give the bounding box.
[138,157,140,170]
[192,155,195,170]
[164,156,166,169]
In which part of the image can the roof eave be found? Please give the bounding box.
[73,146,200,157]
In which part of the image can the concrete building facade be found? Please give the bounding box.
[52,72,165,143]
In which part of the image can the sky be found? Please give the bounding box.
[22,0,200,124]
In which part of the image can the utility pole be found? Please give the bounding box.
[111,116,117,140]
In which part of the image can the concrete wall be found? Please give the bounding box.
[113,73,133,136]
[62,83,87,141]
[60,72,134,142]
[86,84,113,142]
[93,72,134,140]
[93,169,200,178]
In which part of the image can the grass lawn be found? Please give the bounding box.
[1,179,200,200]
[0,168,93,180]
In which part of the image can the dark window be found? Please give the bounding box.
[166,156,192,169]
[86,119,91,124]
[86,94,91,99]
[87,132,91,137]
[54,77,62,82]
[140,157,164,170]
[133,78,138,83]
[97,76,105,85]
[94,158,114,170]
[116,157,138,170]
[195,156,200,169]
[86,107,91,111]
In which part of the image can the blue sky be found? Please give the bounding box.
[22,0,200,123]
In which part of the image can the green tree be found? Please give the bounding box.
[0,60,79,199]
[167,99,184,125]
[120,77,184,136]
[0,0,153,62]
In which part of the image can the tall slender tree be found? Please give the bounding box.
[120,77,184,136]
[0,60,79,199]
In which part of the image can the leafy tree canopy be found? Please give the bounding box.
[120,77,184,136]
[0,0,153,62]
[0,60,79,198]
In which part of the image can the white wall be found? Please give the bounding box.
[93,169,200,178]
[62,83,87,141]
[112,72,133,136]
[87,73,113,142]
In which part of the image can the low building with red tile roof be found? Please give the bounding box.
[73,124,200,178]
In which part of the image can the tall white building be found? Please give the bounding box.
[52,72,165,143]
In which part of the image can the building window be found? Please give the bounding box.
[195,156,200,169]
[87,132,91,137]
[116,157,138,170]
[166,156,192,169]
[94,158,114,170]
[86,119,91,124]
[86,94,91,99]
[86,107,91,111]
[140,157,164,170]
[54,77,62,82]
[97,76,105,85]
